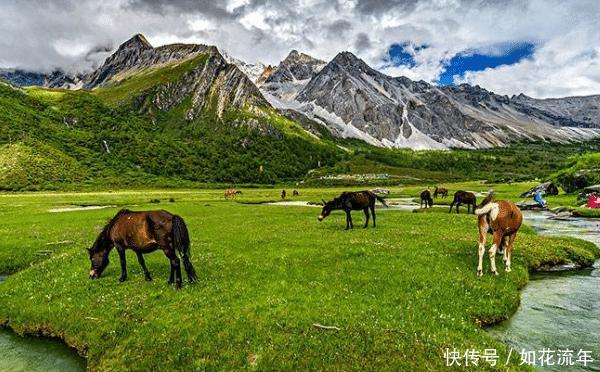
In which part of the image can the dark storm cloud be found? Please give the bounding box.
[124,0,232,20]
[354,33,372,52]
[326,19,353,37]
[354,0,420,15]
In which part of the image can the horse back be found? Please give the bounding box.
[342,191,373,209]
[491,201,523,233]
[110,210,173,250]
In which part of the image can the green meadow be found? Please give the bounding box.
[0,182,598,370]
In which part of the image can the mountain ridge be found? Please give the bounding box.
[3,34,600,150]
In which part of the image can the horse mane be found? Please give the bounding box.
[90,209,130,252]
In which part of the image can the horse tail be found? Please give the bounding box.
[172,214,197,282]
[474,200,499,221]
[476,191,495,209]
[375,195,389,208]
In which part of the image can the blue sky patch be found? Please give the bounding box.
[386,41,536,85]
[437,42,536,85]
[386,42,428,68]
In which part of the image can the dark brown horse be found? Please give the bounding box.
[293,190,299,196]
[281,189,287,199]
[318,191,388,229]
[449,190,477,214]
[434,186,448,198]
[88,209,197,288]
[475,192,523,276]
[420,189,433,208]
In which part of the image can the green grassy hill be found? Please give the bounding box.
[2,58,599,191]
[0,65,342,190]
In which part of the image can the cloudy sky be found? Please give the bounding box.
[1,0,599,98]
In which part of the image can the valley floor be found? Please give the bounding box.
[0,182,598,370]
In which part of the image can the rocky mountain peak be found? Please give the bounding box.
[281,50,323,66]
[329,51,370,72]
[265,50,326,84]
[119,33,153,51]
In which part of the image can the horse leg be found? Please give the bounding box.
[164,250,182,288]
[477,215,488,277]
[116,247,127,282]
[347,210,354,229]
[449,201,455,213]
[363,208,369,228]
[370,205,376,227]
[505,233,517,272]
[489,231,502,275]
[168,266,175,284]
[456,202,462,214]
[345,209,351,230]
[136,252,152,281]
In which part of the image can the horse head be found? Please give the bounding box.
[88,228,112,279]
[318,199,335,222]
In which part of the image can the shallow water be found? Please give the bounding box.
[488,211,600,371]
[0,277,86,371]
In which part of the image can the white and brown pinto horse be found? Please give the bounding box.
[474,192,523,276]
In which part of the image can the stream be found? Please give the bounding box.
[488,211,600,371]
[0,276,86,372]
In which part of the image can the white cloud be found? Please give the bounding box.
[0,0,599,98]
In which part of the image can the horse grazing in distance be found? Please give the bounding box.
[318,191,388,229]
[420,189,433,208]
[224,189,241,199]
[475,193,523,276]
[88,209,197,288]
[434,186,448,198]
[293,190,300,196]
[449,191,477,214]
[281,190,287,199]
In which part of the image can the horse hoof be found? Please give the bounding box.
[492,271,498,276]
[145,276,153,281]
[175,282,182,289]
[477,270,483,277]
[120,277,127,282]
[506,268,511,272]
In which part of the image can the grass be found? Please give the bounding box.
[0,184,598,370]
[91,54,209,107]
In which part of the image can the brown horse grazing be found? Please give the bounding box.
[475,193,523,276]
[420,189,433,208]
[224,189,242,199]
[293,190,299,196]
[88,209,197,288]
[318,191,388,229]
[434,186,448,198]
[449,190,477,214]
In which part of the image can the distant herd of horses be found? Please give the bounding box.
[88,187,523,288]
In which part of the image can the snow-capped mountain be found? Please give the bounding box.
[251,50,600,149]
[245,50,327,109]
[222,52,269,87]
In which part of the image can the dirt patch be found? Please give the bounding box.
[48,205,115,213]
